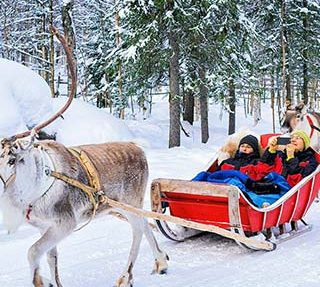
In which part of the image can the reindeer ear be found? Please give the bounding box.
[12,137,34,153]
[299,104,307,115]
[295,102,305,112]
[285,100,293,110]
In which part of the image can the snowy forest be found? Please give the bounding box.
[2,2,320,287]
[0,0,320,147]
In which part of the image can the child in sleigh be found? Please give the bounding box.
[192,130,318,207]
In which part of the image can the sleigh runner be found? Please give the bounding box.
[150,134,320,251]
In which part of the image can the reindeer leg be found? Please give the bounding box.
[142,218,169,275]
[28,223,74,287]
[47,247,63,287]
[114,212,143,287]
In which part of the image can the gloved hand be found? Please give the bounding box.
[253,183,280,194]
[245,178,255,190]
[245,179,280,194]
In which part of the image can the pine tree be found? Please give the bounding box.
[206,0,254,134]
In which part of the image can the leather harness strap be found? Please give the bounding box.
[0,173,16,189]
[0,174,6,187]
[50,170,98,206]
[67,147,102,191]
[50,147,104,231]
[306,115,315,139]
[306,114,320,139]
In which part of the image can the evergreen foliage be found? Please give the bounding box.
[0,0,319,142]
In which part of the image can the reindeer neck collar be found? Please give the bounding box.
[25,145,56,217]
[37,145,56,195]
[24,145,55,212]
[306,115,320,139]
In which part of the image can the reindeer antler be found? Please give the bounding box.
[12,26,77,140]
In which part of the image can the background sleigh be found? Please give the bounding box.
[150,134,320,251]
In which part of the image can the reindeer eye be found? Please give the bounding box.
[8,158,16,165]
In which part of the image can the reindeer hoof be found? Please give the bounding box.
[33,275,55,287]
[152,255,169,275]
[39,280,55,287]
[42,277,56,287]
[151,267,168,275]
[115,273,133,287]
[159,268,168,275]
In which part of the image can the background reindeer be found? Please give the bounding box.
[281,102,320,150]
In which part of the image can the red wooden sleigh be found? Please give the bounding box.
[150,134,320,251]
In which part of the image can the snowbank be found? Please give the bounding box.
[52,98,133,146]
[0,58,56,137]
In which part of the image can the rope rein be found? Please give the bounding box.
[48,149,274,250]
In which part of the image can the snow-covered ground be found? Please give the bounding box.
[1,70,320,286]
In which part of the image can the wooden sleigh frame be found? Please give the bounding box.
[150,135,320,251]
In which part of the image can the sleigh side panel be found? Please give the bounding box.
[153,179,264,232]
[163,193,231,229]
[152,167,320,234]
[246,167,320,231]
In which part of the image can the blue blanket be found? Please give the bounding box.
[192,170,291,208]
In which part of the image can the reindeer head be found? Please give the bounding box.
[281,102,307,133]
[0,137,34,195]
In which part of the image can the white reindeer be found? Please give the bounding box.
[0,27,168,287]
[0,137,168,287]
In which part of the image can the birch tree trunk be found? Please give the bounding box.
[41,4,49,82]
[1,8,10,58]
[276,68,283,123]
[49,0,55,97]
[271,73,276,133]
[252,91,261,126]
[302,0,309,104]
[281,0,291,107]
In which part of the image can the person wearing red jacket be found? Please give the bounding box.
[260,129,318,187]
[218,134,260,171]
[218,134,276,181]
[193,134,262,182]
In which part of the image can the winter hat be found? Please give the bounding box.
[238,134,260,156]
[291,129,310,150]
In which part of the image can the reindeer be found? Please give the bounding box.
[281,102,320,150]
[0,28,168,287]
[0,137,168,287]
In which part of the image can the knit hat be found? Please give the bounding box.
[238,135,260,157]
[291,129,310,150]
